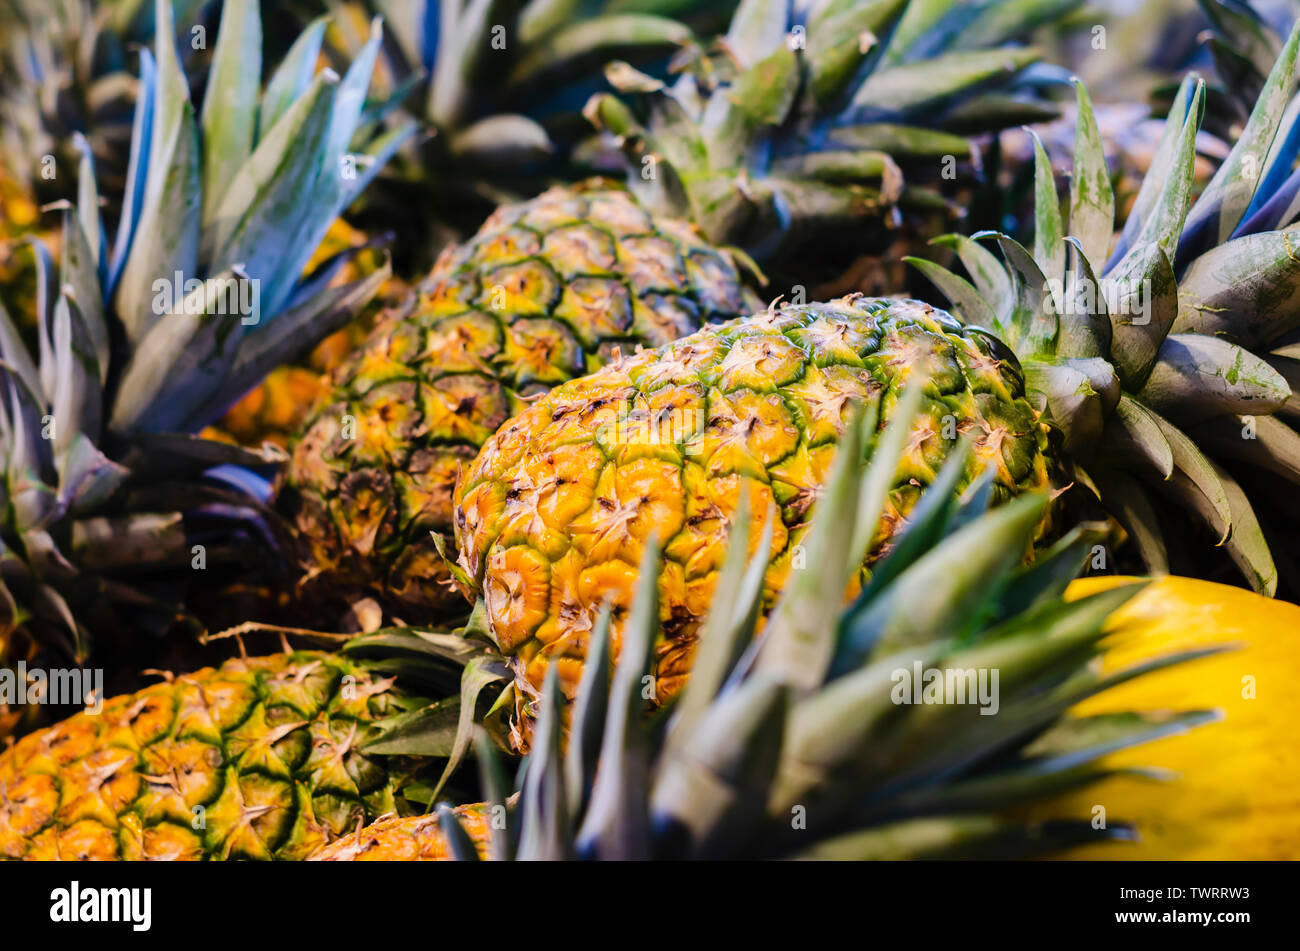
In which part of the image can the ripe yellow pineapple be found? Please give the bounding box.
[453,296,1056,747]
[275,0,1094,626]
[310,804,492,861]
[278,181,761,620]
[0,652,429,861]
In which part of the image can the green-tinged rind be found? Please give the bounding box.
[279,183,761,620]
[452,295,1057,745]
[0,651,437,860]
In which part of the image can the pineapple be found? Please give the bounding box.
[452,295,1056,745]
[0,0,153,208]
[277,182,762,620]
[910,34,1300,595]
[315,413,1216,860]
[310,803,492,861]
[278,0,1076,622]
[206,0,717,446]
[436,39,1300,750]
[207,0,732,441]
[0,0,405,677]
[0,651,438,860]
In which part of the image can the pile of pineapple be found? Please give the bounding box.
[0,0,1297,862]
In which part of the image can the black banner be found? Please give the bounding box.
[0,860,1278,941]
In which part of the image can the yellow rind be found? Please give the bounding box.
[1028,575,1300,859]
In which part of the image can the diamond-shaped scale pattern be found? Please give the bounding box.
[0,653,414,860]
[453,297,1057,747]
[309,803,491,861]
[280,183,759,619]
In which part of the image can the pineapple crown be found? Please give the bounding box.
[1196,0,1298,125]
[226,0,712,266]
[398,0,695,141]
[909,22,1300,596]
[0,0,410,659]
[316,0,706,234]
[427,401,1219,860]
[582,0,1080,258]
[0,0,153,193]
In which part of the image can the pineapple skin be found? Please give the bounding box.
[0,652,421,861]
[310,804,492,861]
[279,182,760,621]
[453,296,1057,749]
